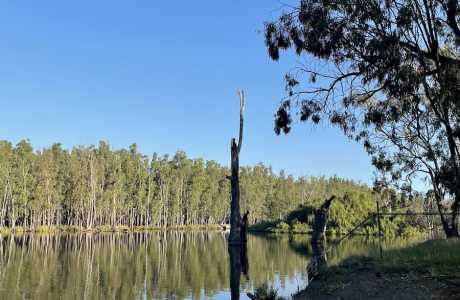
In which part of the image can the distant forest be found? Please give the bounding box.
[0,140,423,231]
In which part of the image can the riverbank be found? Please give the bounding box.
[248,211,427,238]
[0,224,227,235]
[294,239,460,299]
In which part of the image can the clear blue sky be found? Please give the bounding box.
[0,0,374,183]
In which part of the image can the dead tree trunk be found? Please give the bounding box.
[228,90,245,246]
[307,196,335,281]
[311,196,335,244]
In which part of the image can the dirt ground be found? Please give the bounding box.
[293,258,460,300]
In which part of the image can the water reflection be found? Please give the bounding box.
[0,233,307,300]
[228,245,249,300]
[0,233,419,300]
[306,239,328,283]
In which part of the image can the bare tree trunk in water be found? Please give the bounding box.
[311,196,335,243]
[307,196,335,281]
[228,90,245,246]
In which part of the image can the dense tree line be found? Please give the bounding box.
[0,140,386,230]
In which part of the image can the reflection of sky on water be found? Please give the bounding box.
[185,272,308,300]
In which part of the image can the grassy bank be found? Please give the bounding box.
[379,239,460,275]
[295,239,460,299]
[0,224,226,235]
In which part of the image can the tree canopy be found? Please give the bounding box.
[264,0,460,237]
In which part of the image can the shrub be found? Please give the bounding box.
[274,222,290,233]
[291,220,310,233]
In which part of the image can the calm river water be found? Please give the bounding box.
[0,232,409,300]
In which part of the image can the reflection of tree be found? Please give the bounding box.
[0,233,307,300]
[0,233,420,299]
[307,239,328,282]
[287,235,312,257]
[229,245,249,300]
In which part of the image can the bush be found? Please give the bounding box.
[291,220,310,233]
[274,222,290,233]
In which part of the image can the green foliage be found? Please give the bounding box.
[0,139,402,230]
[274,222,290,233]
[0,140,437,237]
[252,191,431,237]
[265,0,460,238]
[291,220,310,234]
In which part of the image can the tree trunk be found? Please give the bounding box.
[444,123,460,238]
[449,195,459,238]
[436,198,452,238]
[307,196,334,281]
[311,196,335,244]
[228,90,245,246]
[428,171,458,238]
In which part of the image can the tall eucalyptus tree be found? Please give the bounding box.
[264,0,460,237]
